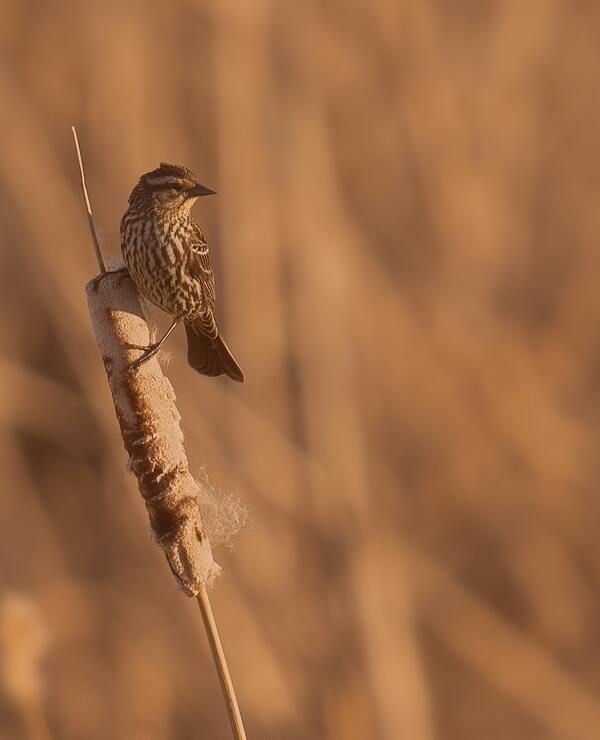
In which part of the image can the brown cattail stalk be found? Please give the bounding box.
[73,127,247,740]
[72,127,105,275]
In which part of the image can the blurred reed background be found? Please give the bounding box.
[1,1,600,738]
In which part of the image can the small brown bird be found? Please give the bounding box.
[120,163,244,382]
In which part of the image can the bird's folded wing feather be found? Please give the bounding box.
[187,222,219,339]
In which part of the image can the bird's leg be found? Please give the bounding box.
[128,320,179,369]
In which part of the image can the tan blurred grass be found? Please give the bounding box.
[2,0,600,738]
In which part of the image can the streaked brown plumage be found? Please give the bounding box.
[120,163,244,382]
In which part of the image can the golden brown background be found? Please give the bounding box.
[2,1,600,738]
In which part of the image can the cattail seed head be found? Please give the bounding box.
[86,270,221,595]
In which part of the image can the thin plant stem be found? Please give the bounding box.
[197,586,248,740]
[71,125,106,273]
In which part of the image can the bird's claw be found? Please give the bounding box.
[125,341,153,351]
[127,342,161,371]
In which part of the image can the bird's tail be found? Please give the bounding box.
[184,322,245,383]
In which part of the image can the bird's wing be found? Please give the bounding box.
[187,222,219,340]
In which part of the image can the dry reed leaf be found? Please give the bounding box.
[410,545,600,740]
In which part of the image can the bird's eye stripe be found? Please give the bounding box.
[145,176,182,188]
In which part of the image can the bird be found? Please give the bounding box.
[120,163,244,382]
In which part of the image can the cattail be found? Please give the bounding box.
[86,269,220,594]
[73,127,247,740]
[0,593,51,740]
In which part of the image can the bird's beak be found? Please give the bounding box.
[187,183,217,197]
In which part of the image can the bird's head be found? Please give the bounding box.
[129,163,216,213]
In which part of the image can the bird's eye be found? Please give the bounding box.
[170,182,183,191]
